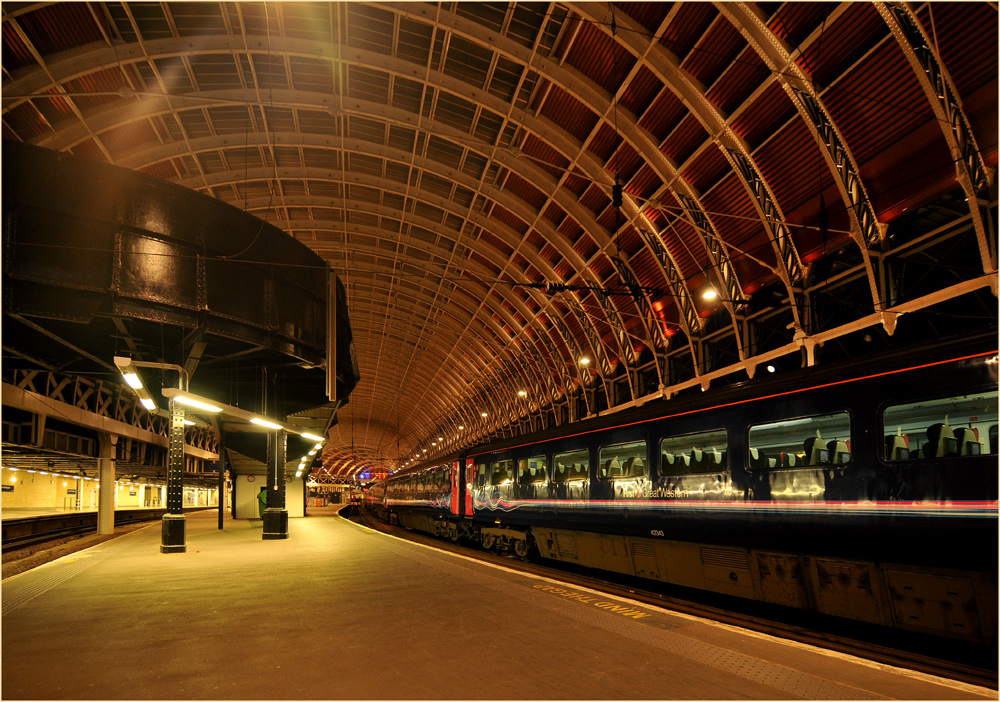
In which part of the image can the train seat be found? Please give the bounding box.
[778,452,798,468]
[689,448,705,472]
[826,440,850,464]
[884,433,910,460]
[954,427,985,456]
[803,435,829,465]
[704,447,723,466]
[602,458,622,478]
[748,448,773,470]
[623,456,645,477]
[925,423,957,458]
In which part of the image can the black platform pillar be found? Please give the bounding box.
[161,397,186,553]
[262,428,288,540]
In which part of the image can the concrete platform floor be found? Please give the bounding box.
[1,508,994,700]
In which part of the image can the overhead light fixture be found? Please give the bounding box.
[114,356,158,412]
[458,425,464,430]
[251,417,283,430]
[766,365,776,373]
[172,395,223,413]
[517,390,527,397]
[702,287,719,301]
[481,412,488,417]
[579,356,590,366]
[301,433,324,442]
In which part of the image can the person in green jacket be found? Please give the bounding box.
[257,486,268,518]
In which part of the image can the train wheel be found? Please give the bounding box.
[482,534,495,550]
[513,539,529,560]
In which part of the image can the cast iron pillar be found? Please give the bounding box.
[161,397,186,553]
[97,432,117,535]
[262,428,289,539]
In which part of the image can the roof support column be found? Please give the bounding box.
[97,432,118,536]
[263,428,289,540]
[160,397,186,553]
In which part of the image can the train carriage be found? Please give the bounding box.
[370,336,998,644]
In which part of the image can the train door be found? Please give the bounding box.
[465,458,474,516]
[450,460,460,514]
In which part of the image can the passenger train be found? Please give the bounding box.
[364,335,998,645]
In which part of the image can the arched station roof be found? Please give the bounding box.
[3,2,997,480]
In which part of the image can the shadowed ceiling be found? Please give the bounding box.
[3,2,997,480]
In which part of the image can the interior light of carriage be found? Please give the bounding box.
[250,418,282,430]
[172,395,223,412]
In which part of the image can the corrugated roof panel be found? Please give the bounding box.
[573,231,599,260]
[629,248,669,291]
[659,217,702,281]
[616,223,643,257]
[490,204,529,236]
[479,229,514,258]
[525,230,546,251]
[137,161,177,181]
[17,3,103,56]
[917,3,998,99]
[580,182,611,218]
[767,2,837,49]
[639,88,687,143]
[543,202,568,227]
[588,122,623,163]
[661,113,709,165]
[700,172,763,252]
[98,120,159,154]
[660,3,718,62]
[681,146,730,195]
[3,101,52,140]
[62,68,126,112]
[825,39,932,165]
[563,169,591,198]
[504,172,548,211]
[730,81,796,151]
[618,2,674,33]
[682,16,746,90]
[754,117,825,222]
[796,3,888,89]
[540,86,599,143]
[564,19,636,95]
[3,21,35,71]
[621,65,664,120]
[705,46,771,116]
[626,163,663,202]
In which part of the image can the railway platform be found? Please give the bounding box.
[2,508,994,700]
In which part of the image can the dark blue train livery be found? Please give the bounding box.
[365,336,998,645]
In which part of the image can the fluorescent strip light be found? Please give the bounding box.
[140,398,156,411]
[173,395,223,412]
[122,372,143,389]
[250,417,282,430]
[301,433,324,442]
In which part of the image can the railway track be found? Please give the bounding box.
[1,508,215,553]
[346,505,997,691]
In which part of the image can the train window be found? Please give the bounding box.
[553,450,589,482]
[882,391,998,460]
[660,429,727,476]
[517,456,548,484]
[489,459,513,486]
[748,412,852,469]
[598,441,646,479]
